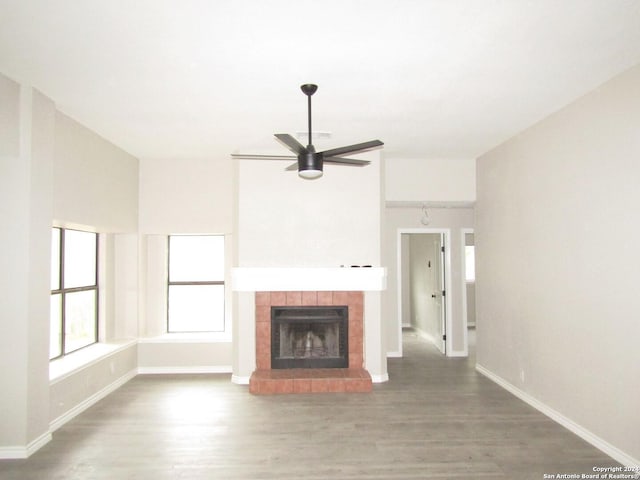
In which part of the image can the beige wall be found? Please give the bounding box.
[137,341,233,372]
[53,111,138,233]
[383,156,476,358]
[1,77,56,454]
[137,157,235,370]
[0,73,20,156]
[49,346,137,427]
[1,72,143,456]
[50,112,141,437]
[476,64,640,464]
[138,157,234,234]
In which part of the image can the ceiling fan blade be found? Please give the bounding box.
[275,133,307,155]
[324,156,370,166]
[231,153,295,160]
[285,162,298,171]
[320,139,383,158]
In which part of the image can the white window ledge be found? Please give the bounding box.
[137,332,232,344]
[49,340,137,384]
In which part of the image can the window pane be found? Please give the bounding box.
[168,285,225,332]
[64,230,97,288]
[169,236,224,282]
[50,293,62,359]
[51,228,61,290]
[64,290,97,353]
[465,246,475,282]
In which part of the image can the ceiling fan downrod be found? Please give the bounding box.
[301,84,318,150]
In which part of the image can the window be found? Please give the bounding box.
[50,228,98,360]
[167,235,225,333]
[465,245,475,282]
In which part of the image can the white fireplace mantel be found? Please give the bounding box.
[231,267,387,292]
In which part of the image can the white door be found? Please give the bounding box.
[431,234,446,354]
[407,233,447,354]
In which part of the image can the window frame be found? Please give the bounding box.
[166,234,226,333]
[50,227,99,360]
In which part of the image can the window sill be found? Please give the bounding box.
[137,332,232,344]
[49,339,137,384]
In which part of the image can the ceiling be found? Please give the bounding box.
[1,0,640,161]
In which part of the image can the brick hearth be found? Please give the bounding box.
[249,290,373,394]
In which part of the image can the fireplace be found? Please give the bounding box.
[249,290,373,394]
[271,306,348,369]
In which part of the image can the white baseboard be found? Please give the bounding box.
[0,431,52,459]
[137,365,232,375]
[231,374,250,385]
[370,373,389,383]
[386,351,402,358]
[476,364,640,468]
[26,431,52,458]
[49,368,138,433]
[446,349,468,357]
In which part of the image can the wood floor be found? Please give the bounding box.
[0,329,619,479]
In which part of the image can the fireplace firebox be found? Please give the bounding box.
[271,306,348,369]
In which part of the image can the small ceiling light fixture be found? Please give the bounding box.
[421,203,430,225]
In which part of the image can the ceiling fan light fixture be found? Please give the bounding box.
[298,168,323,179]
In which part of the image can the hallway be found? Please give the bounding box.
[0,330,618,479]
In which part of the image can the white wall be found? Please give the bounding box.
[236,151,381,267]
[386,158,476,203]
[476,64,640,465]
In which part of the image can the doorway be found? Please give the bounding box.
[397,229,452,356]
[461,228,476,355]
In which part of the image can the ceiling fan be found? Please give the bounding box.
[232,84,384,179]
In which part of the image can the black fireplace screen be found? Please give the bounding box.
[271,306,348,369]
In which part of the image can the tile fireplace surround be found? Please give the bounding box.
[250,290,373,394]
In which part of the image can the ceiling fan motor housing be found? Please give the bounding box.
[298,152,323,177]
